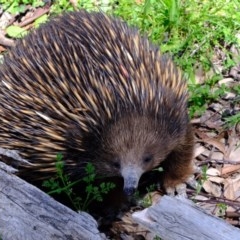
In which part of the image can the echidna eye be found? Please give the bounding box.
[143,154,153,164]
[112,161,121,169]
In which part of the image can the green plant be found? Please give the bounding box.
[223,88,240,127]
[188,77,228,117]
[196,165,208,195]
[136,184,157,208]
[5,26,28,39]
[153,236,162,240]
[109,1,240,119]
[81,162,115,210]
[1,0,44,14]
[3,0,48,39]
[224,112,240,127]
[216,202,227,217]
[112,0,240,82]
[50,0,114,14]
[232,85,240,95]
[49,0,75,13]
[5,12,47,39]
[43,153,115,211]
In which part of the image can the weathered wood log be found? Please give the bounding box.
[0,162,106,240]
[132,195,240,240]
[1,148,240,240]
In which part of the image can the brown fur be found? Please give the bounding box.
[95,114,194,193]
[0,11,194,195]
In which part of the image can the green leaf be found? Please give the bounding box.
[6,25,28,38]
[34,14,48,28]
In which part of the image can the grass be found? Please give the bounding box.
[112,1,240,68]
[111,0,240,117]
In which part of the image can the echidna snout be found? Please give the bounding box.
[121,165,144,196]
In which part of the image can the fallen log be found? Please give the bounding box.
[1,148,240,240]
[132,195,240,240]
[0,162,106,240]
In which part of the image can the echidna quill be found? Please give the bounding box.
[0,10,194,196]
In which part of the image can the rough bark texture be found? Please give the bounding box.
[0,162,106,240]
[132,195,240,240]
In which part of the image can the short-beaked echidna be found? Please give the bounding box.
[0,10,194,195]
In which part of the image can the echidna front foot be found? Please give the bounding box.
[165,182,188,197]
[161,126,194,197]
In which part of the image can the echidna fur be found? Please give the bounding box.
[0,10,194,195]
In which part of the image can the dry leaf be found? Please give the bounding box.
[228,146,240,162]
[224,175,240,200]
[211,151,224,161]
[203,180,222,197]
[221,164,240,175]
[196,130,226,153]
[207,168,220,176]
[194,145,206,158]
[208,176,225,184]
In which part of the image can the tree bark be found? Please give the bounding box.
[0,162,106,240]
[132,195,240,240]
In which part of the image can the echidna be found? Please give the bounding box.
[0,10,194,195]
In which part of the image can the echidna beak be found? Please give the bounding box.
[121,166,143,196]
[124,186,136,196]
